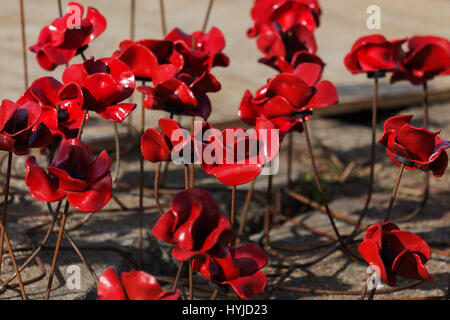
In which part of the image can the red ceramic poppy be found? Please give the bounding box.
[247,0,321,38]
[0,99,52,155]
[358,222,433,286]
[259,50,325,73]
[256,23,317,63]
[59,57,136,122]
[193,243,268,299]
[391,35,450,85]
[197,124,275,186]
[378,115,449,177]
[137,65,220,120]
[152,188,233,261]
[238,62,338,140]
[112,39,183,81]
[141,118,186,163]
[29,1,106,71]
[164,27,229,77]
[97,267,182,300]
[25,138,112,212]
[17,77,86,140]
[344,34,405,74]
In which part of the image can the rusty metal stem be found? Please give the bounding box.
[159,0,167,36]
[45,200,70,300]
[138,88,146,270]
[351,76,378,235]
[189,259,194,300]
[19,0,28,89]
[0,152,28,299]
[231,186,236,227]
[154,162,164,215]
[264,174,273,248]
[201,0,214,32]
[112,122,121,186]
[236,179,255,245]
[384,164,405,222]
[189,117,195,188]
[172,261,184,291]
[303,119,362,262]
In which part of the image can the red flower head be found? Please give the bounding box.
[247,0,321,38]
[197,122,279,186]
[29,1,106,71]
[256,23,317,63]
[193,243,268,299]
[152,188,233,261]
[238,63,338,140]
[17,77,86,140]
[137,65,221,120]
[97,267,182,300]
[112,39,183,81]
[59,57,136,122]
[259,50,325,73]
[358,222,433,286]
[0,99,52,155]
[25,138,112,213]
[391,35,450,85]
[164,27,230,77]
[141,118,186,163]
[378,115,449,177]
[344,34,405,74]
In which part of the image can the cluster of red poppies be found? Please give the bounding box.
[2,2,139,213]
[241,0,338,142]
[2,0,449,300]
[344,34,450,285]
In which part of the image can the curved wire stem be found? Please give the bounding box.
[384,164,405,222]
[154,162,164,215]
[0,152,28,299]
[45,200,70,300]
[399,82,429,222]
[138,85,146,270]
[351,76,378,236]
[236,179,256,245]
[201,0,215,32]
[112,122,121,186]
[302,119,362,263]
[19,0,28,89]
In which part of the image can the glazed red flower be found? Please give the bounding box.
[152,188,233,261]
[238,62,338,140]
[391,35,450,85]
[344,34,405,74]
[29,2,106,71]
[17,77,86,140]
[0,99,52,155]
[141,118,186,163]
[197,123,277,186]
[358,222,433,286]
[25,138,112,213]
[112,39,183,81]
[259,50,324,73]
[193,243,268,299]
[137,65,220,120]
[378,115,449,177]
[164,27,229,77]
[247,0,321,38]
[59,57,136,122]
[256,23,317,62]
[97,267,182,300]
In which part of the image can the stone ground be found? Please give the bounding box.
[0,0,449,300]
